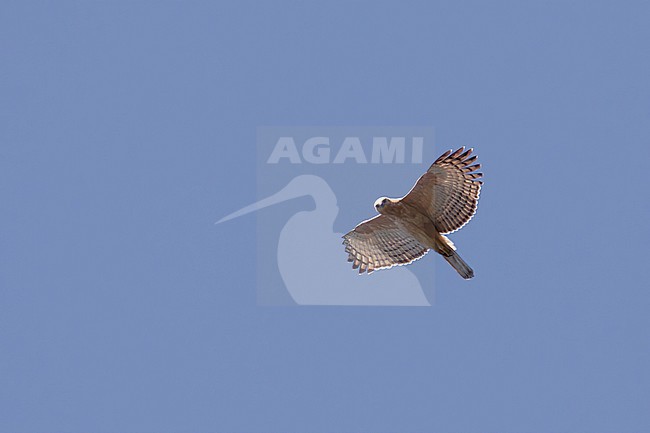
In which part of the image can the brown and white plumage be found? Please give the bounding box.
[343,147,483,279]
[343,214,430,274]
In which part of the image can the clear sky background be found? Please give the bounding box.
[2,1,649,432]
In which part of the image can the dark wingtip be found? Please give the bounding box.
[458,147,473,160]
[435,149,453,163]
[449,147,465,159]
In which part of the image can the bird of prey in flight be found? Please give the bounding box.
[343,147,482,279]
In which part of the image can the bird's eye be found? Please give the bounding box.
[374,198,388,210]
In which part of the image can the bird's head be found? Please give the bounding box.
[374,197,396,214]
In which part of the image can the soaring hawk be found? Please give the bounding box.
[343,147,482,279]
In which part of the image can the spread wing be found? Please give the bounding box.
[401,147,483,234]
[342,214,429,274]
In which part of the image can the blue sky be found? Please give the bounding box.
[1,1,649,432]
